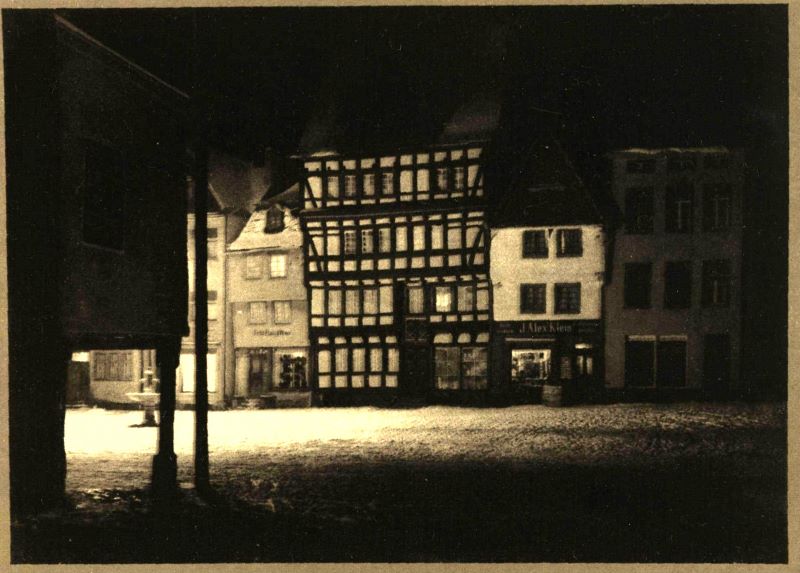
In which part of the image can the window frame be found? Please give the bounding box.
[556,229,583,257]
[522,230,549,258]
[273,300,292,325]
[554,282,581,314]
[520,283,547,314]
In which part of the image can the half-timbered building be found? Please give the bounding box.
[298,143,492,402]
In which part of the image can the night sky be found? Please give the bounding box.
[59,5,787,172]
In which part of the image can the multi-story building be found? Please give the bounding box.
[298,142,492,403]
[489,142,607,404]
[226,185,310,407]
[605,147,744,395]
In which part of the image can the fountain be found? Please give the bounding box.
[126,369,160,427]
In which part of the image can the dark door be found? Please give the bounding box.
[248,351,272,396]
[656,340,687,387]
[625,339,655,387]
[66,361,90,404]
[704,334,731,392]
[402,346,430,396]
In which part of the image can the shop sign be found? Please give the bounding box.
[496,321,600,336]
[252,328,292,337]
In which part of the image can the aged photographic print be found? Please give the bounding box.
[3,4,789,565]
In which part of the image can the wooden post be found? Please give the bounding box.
[152,338,180,499]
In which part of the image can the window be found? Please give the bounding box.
[457,285,476,313]
[381,171,394,195]
[363,288,378,314]
[352,348,366,372]
[447,225,462,249]
[345,289,361,316]
[395,226,407,251]
[93,351,133,381]
[273,301,292,324]
[702,260,731,307]
[522,230,548,258]
[664,261,692,309]
[327,290,342,315]
[556,229,582,257]
[369,348,383,372]
[327,175,340,198]
[248,301,268,324]
[363,173,375,196]
[318,351,331,373]
[407,285,425,314]
[207,228,219,259]
[667,156,696,171]
[453,166,466,190]
[335,348,348,372]
[625,187,654,234]
[554,283,581,314]
[269,253,287,278]
[435,286,453,312]
[360,229,374,254]
[431,225,444,250]
[703,184,732,231]
[412,225,426,251]
[344,174,357,197]
[435,347,487,390]
[511,349,551,383]
[626,159,656,174]
[520,284,546,314]
[625,336,687,388]
[666,184,694,232]
[343,230,357,255]
[245,254,262,278]
[624,263,652,308]
[436,167,449,191]
[82,142,125,251]
[378,228,392,253]
[266,207,284,232]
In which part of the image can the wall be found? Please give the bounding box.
[490,225,605,322]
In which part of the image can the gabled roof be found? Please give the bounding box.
[491,140,603,228]
[227,204,303,252]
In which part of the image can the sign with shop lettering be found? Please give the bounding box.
[496,321,600,336]
[252,329,292,337]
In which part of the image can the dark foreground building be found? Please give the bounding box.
[5,12,189,515]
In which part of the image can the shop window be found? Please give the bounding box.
[434,347,460,389]
[207,228,219,259]
[664,261,692,309]
[457,285,476,312]
[702,259,731,307]
[511,349,551,384]
[556,229,582,257]
[277,352,307,389]
[245,254,262,279]
[269,253,287,278]
[361,229,374,254]
[435,286,454,312]
[82,141,125,251]
[273,301,292,324]
[625,187,654,234]
[461,347,488,389]
[407,285,425,314]
[343,230,357,255]
[344,174,357,197]
[626,159,656,174]
[554,283,581,314]
[248,301,268,324]
[666,183,694,233]
[522,230,548,258]
[624,263,652,309]
[378,228,392,253]
[703,184,732,231]
[520,284,546,314]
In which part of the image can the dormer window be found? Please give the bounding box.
[266,206,284,233]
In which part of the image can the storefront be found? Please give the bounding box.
[491,320,602,398]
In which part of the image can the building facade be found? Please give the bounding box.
[226,187,311,406]
[299,143,491,402]
[489,142,607,402]
[605,147,744,395]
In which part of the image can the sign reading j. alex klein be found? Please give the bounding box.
[495,321,600,336]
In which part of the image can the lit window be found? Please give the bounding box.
[395,226,407,251]
[431,225,444,250]
[457,285,475,312]
[453,166,466,190]
[381,172,394,195]
[343,230,357,255]
[447,225,462,249]
[412,225,426,251]
[363,173,376,196]
[556,229,582,257]
[335,348,348,372]
[435,286,453,312]
[273,301,292,324]
[511,349,551,384]
[327,290,342,315]
[554,283,581,314]
[248,301,268,324]
[245,254,262,278]
[363,288,378,315]
[407,286,425,314]
[436,167,449,191]
[378,228,392,253]
[345,289,361,316]
[318,351,331,373]
[387,348,400,372]
[361,229,374,254]
[522,230,548,258]
[327,175,340,198]
[269,254,287,278]
[370,348,383,372]
[352,348,366,372]
[344,174,357,197]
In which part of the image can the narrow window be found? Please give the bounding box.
[624,263,652,308]
[457,285,476,312]
[327,289,342,316]
[625,187,654,234]
[361,228,374,254]
[702,260,731,307]
[343,230,357,255]
[703,184,732,231]
[369,348,383,372]
[453,166,466,190]
[381,171,394,195]
[363,173,376,197]
[412,225,426,251]
[378,228,392,253]
[556,229,582,257]
[666,183,694,233]
[266,207,284,232]
[344,174,357,197]
[407,285,425,314]
[327,175,340,198]
[269,253,287,278]
[248,301,268,324]
[335,348,349,373]
[520,284,546,314]
[435,286,453,312]
[363,287,378,315]
[461,347,488,389]
[436,166,449,191]
[435,347,460,389]
[664,261,692,309]
[273,301,292,324]
[345,289,361,316]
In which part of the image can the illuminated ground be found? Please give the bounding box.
[14,402,787,563]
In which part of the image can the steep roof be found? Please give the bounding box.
[491,140,603,228]
[227,205,303,252]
